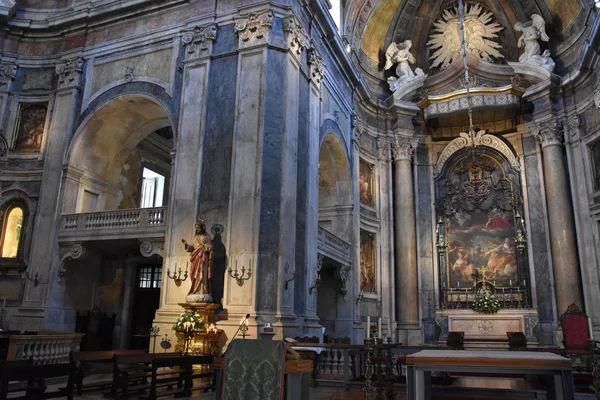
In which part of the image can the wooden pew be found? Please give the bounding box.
[106,352,180,398]
[71,349,146,395]
[143,355,214,400]
[0,359,33,399]
[0,362,74,400]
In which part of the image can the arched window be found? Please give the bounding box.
[1,205,24,258]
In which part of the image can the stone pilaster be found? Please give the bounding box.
[532,118,584,316]
[391,134,420,344]
[180,23,217,61]
[17,56,83,329]
[0,62,17,90]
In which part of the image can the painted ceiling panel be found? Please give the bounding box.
[545,0,582,32]
[361,0,402,61]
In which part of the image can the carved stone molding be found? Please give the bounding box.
[55,57,83,89]
[307,45,325,86]
[181,23,217,60]
[234,9,274,49]
[59,243,87,267]
[531,119,564,148]
[377,136,390,161]
[140,240,164,258]
[353,116,365,145]
[0,62,17,88]
[392,135,419,161]
[566,114,580,141]
[435,130,520,174]
[124,66,134,82]
[282,15,309,57]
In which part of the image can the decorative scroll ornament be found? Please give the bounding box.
[181,23,217,60]
[58,243,87,282]
[377,137,390,161]
[427,2,503,69]
[234,9,274,49]
[566,115,581,141]
[124,66,134,82]
[55,57,83,89]
[391,135,419,161]
[353,116,365,144]
[140,240,165,258]
[531,119,563,148]
[435,130,520,175]
[282,15,309,57]
[0,62,16,87]
[307,44,325,86]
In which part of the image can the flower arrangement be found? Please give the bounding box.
[172,310,204,332]
[473,293,501,314]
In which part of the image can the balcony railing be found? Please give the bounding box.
[58,207,167,242]
[317,226,352,266]
[6,330,84,365]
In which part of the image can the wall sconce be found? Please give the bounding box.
[228,258,252,287]
[309,254,324,295]
[284,262,297,291]
[24,270,40,287]
[356,290,364,305]
[167,263,188,287]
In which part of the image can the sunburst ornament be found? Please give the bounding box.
[427,2,503,69]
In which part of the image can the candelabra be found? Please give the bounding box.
[166,263,188,287]
[228,259,252,287]
[149,326,160,353]
[363,338,375,400]
[183,326,194,356]
[24,270,40,287]
[375,338,385,400]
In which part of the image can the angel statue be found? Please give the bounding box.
[514,14,555,72]
[384,40,424,92]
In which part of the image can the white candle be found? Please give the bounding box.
[589,318,594,341]
[366,316,371,339]
[510,280,512,287]
[377,318,382,339]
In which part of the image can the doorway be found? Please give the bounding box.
[130,264,161,350]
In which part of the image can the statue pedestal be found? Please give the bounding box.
[175,302,222,356]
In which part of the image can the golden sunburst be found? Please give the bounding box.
[427,2,504,69]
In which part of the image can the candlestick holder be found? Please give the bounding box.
[228,259,252,287]
[24,270,40,287]
[283,262,297,291]
[183,327,194,356]
[375,338,384,400]
[149,326,160,353]
[240,320,249,339]
[363,338,375,400]
[167,263,188,287]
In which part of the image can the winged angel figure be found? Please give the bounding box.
[384,40,424,92]
[514,14,555,72]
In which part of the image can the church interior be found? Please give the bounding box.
[1,0,600,398]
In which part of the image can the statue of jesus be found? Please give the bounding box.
[182,221,213,301]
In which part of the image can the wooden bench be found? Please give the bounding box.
[143,355,215,400]
[106,352,181,398]
[71,349,147,395]
[0,359,33,399]
[0,362,74,400]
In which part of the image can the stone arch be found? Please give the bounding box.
[0,186,37,265]
[64,93,175,213]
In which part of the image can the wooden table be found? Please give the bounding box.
[405,350,574,400]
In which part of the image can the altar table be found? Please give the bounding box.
[405,350,574,400]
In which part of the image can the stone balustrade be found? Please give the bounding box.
[6,330,84,365]
[317,226,352,266]
[58,207,167,242]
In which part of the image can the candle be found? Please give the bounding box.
[523,279,526,287]
[366,316,371,339]
[589,318,595,341]
[458,281,460,288]
[510,280,512,287]
[378,318,382,339]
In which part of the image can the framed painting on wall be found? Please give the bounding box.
[359,159,374,207]
[360,230,376,293]
[12,102,48,153]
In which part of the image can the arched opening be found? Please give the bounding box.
[316,132,353,340]
[0,205,24,258]
[65,95,174,213]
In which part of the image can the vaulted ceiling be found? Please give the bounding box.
[345,0,589,95]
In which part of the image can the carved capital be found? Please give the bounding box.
[353,116,365,145]
[140,240,164,258]
[234,9,274,49]
[59,243,87,267]
[377,137,390,161]
[0,62,16,88]
[532,119,564,148]
[391,135,419,161]
[282,15,309,57]
[55,57,83,89]
[181,23,218,60]
[566,114,581,140]
[307,45,325,86]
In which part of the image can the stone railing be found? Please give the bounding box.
[6,330,84,365]
[317,226,352,266]
[59,207,167,242]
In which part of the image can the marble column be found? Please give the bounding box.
[533,119,583,315]
[17,57,83,330]
[391,135,420,345]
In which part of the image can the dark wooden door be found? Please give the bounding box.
[130,264,161,350]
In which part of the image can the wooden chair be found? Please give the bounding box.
[560,303,593,369]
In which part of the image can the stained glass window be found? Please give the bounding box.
[1,206,23,258]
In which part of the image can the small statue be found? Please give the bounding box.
[514,14,555,72]
[384,40,424,92]
[182,220,213,303]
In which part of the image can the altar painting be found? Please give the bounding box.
[360,230,376,293]
[359,160,374,207]
[13,102,48,153]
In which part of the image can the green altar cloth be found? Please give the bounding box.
[222,339,286,400]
